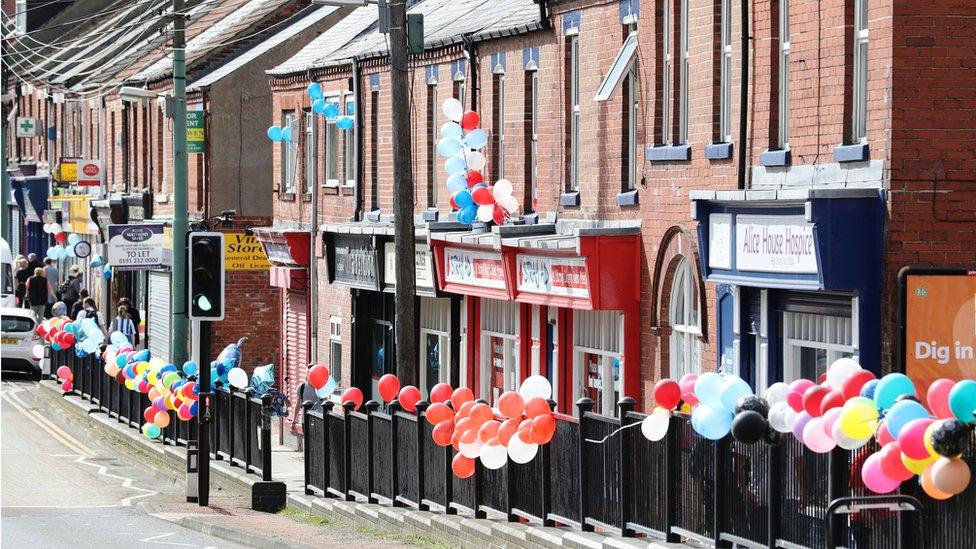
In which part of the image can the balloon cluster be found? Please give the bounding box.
[34,316,104,356]
[210,337,250,390]
[266,83,353,142]
[637,379,686,442]
[42,223,81,261]
[438,98,519,225]
[56,365,74,392]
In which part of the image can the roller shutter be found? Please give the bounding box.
[147,271,171,363]
[282,290,308,429]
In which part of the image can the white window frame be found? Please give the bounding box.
[324,97,339,186]
[344,96,356,187]
[782,311,856,383]
[304,110,315,195]
[429,83,438,207]
[529,70,539,210]
[573,310,624,417]
[330,316,342,393]
[420,299,452,393]
[679,0,689,144]
[281,110,297,194]
[852,0,869,143]
[779,0,791,149]
[569,34,580,191]
[720,0,733,142]
[496,73,506,180]
[662,0,672,145]
[669,259,702,380]
[626,62,639,190]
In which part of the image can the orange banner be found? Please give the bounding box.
[905,273,976,399]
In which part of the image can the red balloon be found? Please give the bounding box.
[115,370,126,385]
[460,110,480,131]
[524,396,550,419]
[432,420,454,446]
[468,402,493,426]
[455,417,474,437]
[926,378,956,419]
[466,170,484,187]
[35,325,46,337]
[879,442,915,481]
[54,232,67,244]
[493,205,509,225]
[497,417,522,446]
[456,400,475,419]
[529,413,556,445]
[653,379,682,410]
[803,385,829,417]
[429,382,453,404]
[841,369,877,400]
[377,374,400,403]
[786,390,804,413]
[61,379,73,392]
[144,406,156,423]
[451,387,474,411]
[340,387,364,411]
[398,385,421,413]
[497,391,524,418]
[471,185,494,206]
[819,390,846,416]
[478,420,501,443]
[308,364,330,389]
[426,402,454,425]
[452,453,476,478]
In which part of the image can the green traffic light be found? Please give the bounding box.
[195,294,213,312]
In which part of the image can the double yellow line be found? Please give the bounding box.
[1,383,94,458]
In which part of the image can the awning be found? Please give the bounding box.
[594,32,638,102]
[252,227,311,267]
[10,174,49,223]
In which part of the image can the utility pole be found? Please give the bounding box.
[389,0,417,386]
[1,44,9,245]
[171,0,189,368]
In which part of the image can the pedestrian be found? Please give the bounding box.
[25,267,51,320]
[43,257,58,317]
[26,252,42,273]
[71,289,89,320]
[76,297,107,336]
[60,265,83,314]
[110,306,137,344]
[51,300,68,318]
[118,297,141,346]
[14,257,30,307]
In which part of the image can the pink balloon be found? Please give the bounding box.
[926,379,955,419]
[861,452,902,494]
[786,390,804,412]
[876,421,894,446]
[823,407,843,438]
[803,417,837,453]
[897,418,935,460]
[789,378,816,395]
[793,411,813,444]
[678,373,698,396]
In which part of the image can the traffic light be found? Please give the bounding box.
[188,232,225,321]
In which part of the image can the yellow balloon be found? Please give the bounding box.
[902,452,937,475]
[136,361,149,375]
[924,419,946,457]
[124,378,136,391]
[839,402,879,440]
[679,402,693,414]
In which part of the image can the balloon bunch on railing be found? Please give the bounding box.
[438,98,519,225]
[266,83,354,142]
[56,365,74,392]
[33,316,105,357]
[210,337,250,390]
[307,363,338,399]
[99,339,199,439]
[647,359,976,500]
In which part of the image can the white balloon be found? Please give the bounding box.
[466,151,486,171]
[519,375,552,401]
[498,195,520,214]
[442,98,464,122]
[50,223,62,234]
[476,204,494,223]
[825,357,861,390]
[764,382,790,406]
[227,367,248,389]
[641,411,670,442]
[507,435,539,464]
[459,439,483,459]
[479,442,508,470]
[492,179,513,200]
[440,121,463,140]
[768,401,793,433]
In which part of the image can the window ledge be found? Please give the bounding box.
[705,142,733,160]
[422,209,439,222]
[833,142,869,163]
[302,193,312,202]
[322,186,339,195]
[646,144,691,162]
[758,148,791,167]
[340,186,355,196]
[616,189,639,206]
[559,191,580,207]
[279,192,296,202]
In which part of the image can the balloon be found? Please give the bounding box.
[478,420,501,443]
[898,418,936,460]
[307,82,323,100]
[731,410,767,444]
[523,397,550,419]
[312,99,326,115]
[879,442,916,481]
[842,369,877,400]
[226,367,248,389]
[876,421,893,445]
[641,409,670,442]
[498,195,519,214]
[432,420,454,446]
[469,402,493,426]
[764,382,790,405]
[497,391,524,418]
[464,129,488,149]
[802,417,837,453]
[266,124,283,143]
[466,151,487,171]
[340,387,364,411]
[446,173,467,194]
[492,204,509,226]
[802,385,829,417]
[437,137,463,157]
[792,411,813,444]
[466,170,484,187]
[57,365,71,380]
[948,380,976,424]
[885,399,930,439]
[508,434,539,464]
[874,373,916,412]
[442,98,464,122]
[458,438,483,459]
[429,383,453,404]
[471,185,494,206]
[926,379,955,419]
[931,457,972,495]
[457,204,477,224]
[497,417,522,446]
[336,116,354,130]
[460,110,481,131]
[32,344,44,359]
[931,419,969,457]
[491,178,513,199]
[920,464,953,500]
[519,375,552,401]
[378,374,400,402]
[451,387,475,410]
[691,404,733,440]
[720,376,753,413]
[445,153,467,175]
[144,423,162,439]
[452,453,476,478]
[735,395,770,418]
[825,357,861,389]
[819,390,846,416]
[902,452,936,475]
[426,402,453,426]
[54,232,66,244]
[323,102,340,119]
[768,402,794,433]
[862,451,902,493]
[834,421,871,450]
[838,397,880,440]
[177,403,193,422]
[398,385,421,413]
[308,364,330,389]
[60,379,73,392]
[529,413,556,444]
[694,372,725,408]
[476,204,494,223]
[280,125,292,142]
[440,121,463,140]
[653,379,681,409]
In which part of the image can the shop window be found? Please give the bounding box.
[669,259,701,380]
[421,298,452,395]
[574,310,624,416]
[303,109,315,195]
[281,110,297,194]
[344,97,356,186]
[324,97,339,185]
[480,300,520,404]
[782,311,855,382]
[330,316,342,392]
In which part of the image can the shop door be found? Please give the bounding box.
[354,291,395,403]
[370,320,393,403]
[420,297,451,396]
[573,310,623,416]
[147,271,171,363]
[480,299,519,404]
[283,290,309,426]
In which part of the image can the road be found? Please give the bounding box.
[1,376,245,549]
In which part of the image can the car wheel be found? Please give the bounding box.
[32,369,42,382]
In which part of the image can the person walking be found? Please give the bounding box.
[118,297,141,347]
[43,258,58,317]
[71,289,89,319]
[14,257,30,307]
[26,252,42,273]
[59,265,83,314]
[110,306,137,344]
[75,297,107,336]
[25,268,51,320]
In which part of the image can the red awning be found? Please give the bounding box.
[252,227,311,267]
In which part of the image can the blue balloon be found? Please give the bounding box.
[103,266,112,280]
[860,379,879,400]
[437,138,463,158]
[445,154,467,175]
[873,373,915,412]
[314,377,337,399]
[312,99,326,115]
[457,204,478,224]
[116,354,127,367]
[133,349,151,362]
[446,173,467,193]
[323,103,340,119]
[281,125,292,142]
[719,375,753,412]
[948,380,976,424]
[691,404,734,440]
[46,247,59,260]
[182,361,199,376]
[440,122,464,141]
[307,82,323,101]
[884,399,930,438]
[67,233,81,246]
[266,125,282,142]
[190,401,199,417]
[336,116,354,130]
[453,189,474,208]
[694,372,725,408]
[90,254,104,268]
[464,129,488,149]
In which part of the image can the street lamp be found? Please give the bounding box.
[119,86,159,102]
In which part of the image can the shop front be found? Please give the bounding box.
[9,172,50,256]
[691,189,885,390]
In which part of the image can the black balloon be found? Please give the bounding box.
[731,410,768,444]
[735,395,770,418]
[764,427,786,447]
[931,419,971,458]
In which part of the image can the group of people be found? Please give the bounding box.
[11,252,141,345]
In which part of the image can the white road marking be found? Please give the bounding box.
[139,532,215,548]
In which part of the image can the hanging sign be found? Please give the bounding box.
[708,213,732,269]
[444,247,506,290]
[108,224,165,270]
[16,117,37,138]
[383,242,436,292]
[735,215,817,274]
[77,159,104,187]
[517,254,590,299]
[187,111,205,153]
[223,232,271,270]
[331,234,379,289]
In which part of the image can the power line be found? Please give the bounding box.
[2,0,165,42]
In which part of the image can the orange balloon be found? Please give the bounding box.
[450,429,462,451]
[921,465,953,500]
[459,427,478,445]
[469,403,493,426]
[516,419,534,443]
[452,453,476,479]
[455,417,473,436]
[497,417,522,446]
[153,410,171,429]
[426,402,454,426]
[478,420,501,443]
[530,413,556,444]
[451,387,475,411]
[432,420,454,446]
[497,391,525,418]
[524,397,550,419]
[456,400,475,419]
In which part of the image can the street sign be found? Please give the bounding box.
[187,111,205,153]
[77,159,104,187]
[16,117,37,138]
[73,241,92,258]
[108,224,166,270]
[223,232,270,270]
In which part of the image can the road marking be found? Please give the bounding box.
[69,454,159,506]
[139,532,214,548]
[1,388,92,457]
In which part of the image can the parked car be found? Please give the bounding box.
[1,307,41,380]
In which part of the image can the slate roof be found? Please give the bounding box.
[265,5,377,77]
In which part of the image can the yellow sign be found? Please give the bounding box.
[224,232,270,270]
[59,161,78,182]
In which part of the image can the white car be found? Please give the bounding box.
[1,308,42,380]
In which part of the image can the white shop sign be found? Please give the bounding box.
[517,254,590,299]
[735,215,817,274]
[444,247,506,290]
[383,242,435,290]
[107,224,165,270]
[708,213,733,269]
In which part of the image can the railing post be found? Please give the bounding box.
[302,400,314,495]
[617,397,637,537]
[322,400,335,495]
[416,400,429,511]
[212,381,223,460]
[445,401,456,515]
[365,400,379,503]
[576,397,594,532]
[260,392,272,481]
[390,400,402,507]
[473,398,488,519]
[244,390,254,470]
[664,414,681,542]
[713,436,732,548]
[541,399,556,526]
[342,400,355,501]
[767,441,783,549]
[827,446,848,548]
[228,388,238,465]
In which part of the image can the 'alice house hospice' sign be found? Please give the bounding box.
[108,224,165,270]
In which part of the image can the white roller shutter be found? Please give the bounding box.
[147,271,171,363]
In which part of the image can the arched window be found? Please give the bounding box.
[669,259,701,378]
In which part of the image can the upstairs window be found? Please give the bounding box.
[852,0,869,143]
[281,110,297,194]
[303,109,315,194]
[778,0,791,148]
[720,0,733,142]
[324,97,339,185]
[566,34,580,191]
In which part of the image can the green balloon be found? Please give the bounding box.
[949,380,976,424]
[145,424,162,439]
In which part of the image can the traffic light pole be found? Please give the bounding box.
[171,0,190,368]
[193,317,212,507]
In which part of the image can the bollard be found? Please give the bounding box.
[390,400,402,507]
[576,397,594,531]
[260,393,273,481]
[341,400,355,501]
[321,400,335,494]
